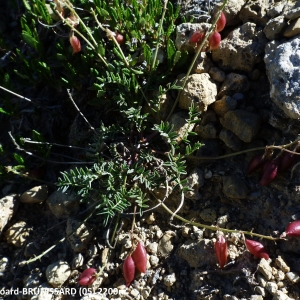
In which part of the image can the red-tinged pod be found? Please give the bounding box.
[115,32,125,45]
[70,35,81,54]
[123,255,135,287]
[215,235,228,268]
[259,156,281,186]
[247,154,266,175]
[279,149,298,172]
[209,31,221,50]
[189,31,205,44]
[245,239,269,260]
[131,241,147,273]
[285,220,300,237]
[78,268,97,286]
[216,12,226,32]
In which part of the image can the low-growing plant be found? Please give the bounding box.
[5,1,300,292]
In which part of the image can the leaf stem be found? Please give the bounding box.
[186,137,300,161]
[151,0,168,70]
[159,201,279,241]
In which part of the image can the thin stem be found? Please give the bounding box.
[92,11,129,68]
[23,207,97,264]
[159,200,279,241]
[186,137,300,161]
[165,0,229,122]
[131,206,137,233]
[64,1,98,47]
[6,167,56,186]
[57,2,108,67]
[66,89,97,135]
[170,190,184,221]
[151,0,168,70]
[9,132,94,165]
[22,139,95,152]
[0,85,31,103]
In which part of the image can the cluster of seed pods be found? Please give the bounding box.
[77,222,300,285]
[189,11,226,51]
[123,241,147,286]
[247,145,299,186]
[214,220,300,269]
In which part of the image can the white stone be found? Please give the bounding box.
[20,185,48,204]
[0,194,18,234]
[265,282,278,295]
[264,37,300,119]
[46,261,71,287]
[163,273,176,287]
[178,74,217,113]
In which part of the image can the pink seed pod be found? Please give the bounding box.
[123,255,135,287]
[215,235,228,268]
[247,154,266,175]
[216,12,226,32]
[245,239,269,260]
[285,220,300,237]
[115,32,125,45]
[70,34,81,54]
[279,149,297,172]
[78,268,97,286]
[208,31,221,50]
[131,241,147,273]
[189,31,205,44]
[259,156,281,186]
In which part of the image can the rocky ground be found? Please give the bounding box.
[1,0,300,299]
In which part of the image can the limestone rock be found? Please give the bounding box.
[212,0,245,26]
[178,73,217,112]
[239,0,270,26]
[66,219,94,252]
[258,259,273,280]
[265,282,278,295]
[283,17,300,37]
[208,66,226,82]
[169,111,195,143]
[275,256,290,273]
[219,128,242,151]
[195,123,217,139]
[47,190,79,219]
[222,176,249,199]
[199,208,217,223]
[264,16,287,40]
[220,110,261,143]
[163,273,176,287]
[267,2,285,18]
[46,260,71,288]
[177,239,215,268]
[0,194,19,234]
[20,185,48,204]
[285,7,300,21]
[200,109,218,125]
[211,96,237,116]
[4,221,30,247]
[184,168,204,200]
[158,231,175,258]
[193,52,213,74]
[212,22,267,72]
[273,290,294,300]
[175,23,210,52]
[218,73,250,97]
[264,37,300,119]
